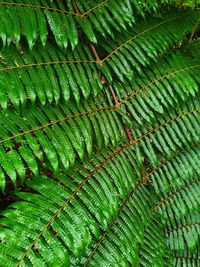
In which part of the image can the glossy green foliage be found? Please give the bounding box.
[0,147,142,265]
[101,10,200,82]
[1,112,199,265]
[0,0,173,50]
[165,213,200,253]
[86,185,154,266]
[151,144,200,196]
[115,47,200,127]
[0,42,103,108]
[0,93,199,265]
[1,45,200,191]
[0,0,200,266]
[0,96,126,191]
[132,97,200,167]
[139,217,168,267]
[1,10,199,110]
[172,245,200,266]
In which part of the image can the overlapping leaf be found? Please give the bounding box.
[110,42,200,129]
[0,93,200,264]
[139,217,167,267]
[165,213,200,253]
[150,131,200,223]
[154,176,200,224]
[172,245,200,266]
[131,97,200,168]
[101,10,200,82]
[0,2,200,266]
[0,184,154,266]
[0,146,143,266]
[0,12,200,110]
[151,144,200,195]
[84,185,154,266]
[0,0,179,50]
[0,42,103,108]
[0,96,126,191]
[0,85,199,193]
[0,0,77,49]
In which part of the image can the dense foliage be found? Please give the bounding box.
[0,0,200,266]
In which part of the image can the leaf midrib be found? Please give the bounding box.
[83,143,200,265]
[0,13,187,72]
[15,107,199,266]
[154,178,200,210]
[101,14,185,62]
[164,221,200,234]
[1,64,200,144]
[0,0,109,17]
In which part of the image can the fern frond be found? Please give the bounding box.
[172,245,200,267]
[0,0,179,50]
[0,106,199,263]
[1,38,200,116]
[1,95,199,262]
[115,43,200,126]
[0,1,200,265]
[0,42,103,108]
[131,97,200,167]
[71,0,134,42]
[101,10,200,81]
[151,144,200,195]
[139,217,167,267]
[0,146,144,265]
[84,185,154,266]
[0,0,77,49]
[154,178,200,223]
[0,97,126,191]
[165,213,200,253]
[1,87,199,192]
